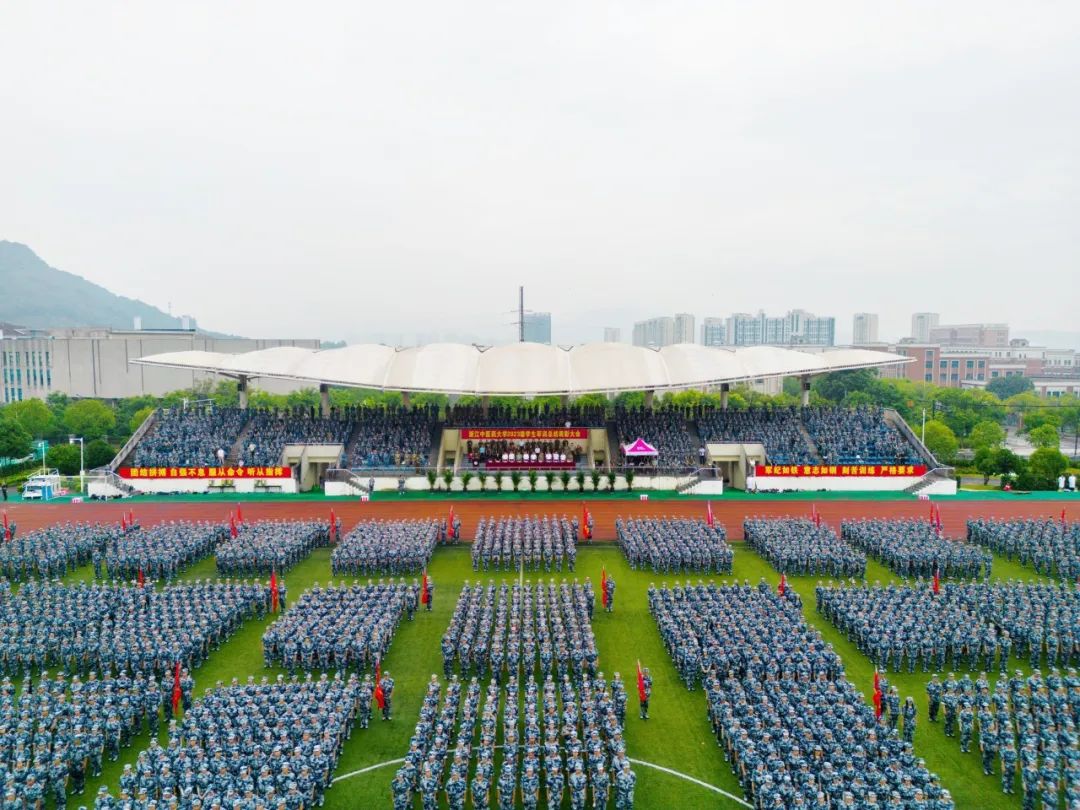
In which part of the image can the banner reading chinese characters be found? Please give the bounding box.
[754,464,927,477]
[460,428,589,441]
[119,466,293,480]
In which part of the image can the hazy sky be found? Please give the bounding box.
[2,2,1078,346]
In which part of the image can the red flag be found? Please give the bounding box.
[1063,508,1068,526]
[778,574,787,596]
[448,505,454,532]
[636,660,647,703]
[120,513,127,531]
[229,515,238,539]
[421,571,430,605]
[237,504,243,524]
[601,567,608,608]
[374,661,385,710]
[582,503,590,540]
[706,501,714,527]
[932,569,941,595]
[3,511,10,542]
[872,669,883,718]
[873,669,881,693]
[128,509,134,527]
[172,662,182,715]
[270,570,279,613]
[137,569,146,589]
[329,509,337,542]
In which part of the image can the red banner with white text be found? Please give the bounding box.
[460,428,588,441]
[755,464,927,477]
[119,466,293,480]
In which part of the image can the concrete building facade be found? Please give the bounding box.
[910,312,940,342]
[725,310,836,347]
[700,317,726,347]
[522,312,552,344]
[853,313,879,344]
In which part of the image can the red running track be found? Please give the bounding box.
[2,499,1077,541]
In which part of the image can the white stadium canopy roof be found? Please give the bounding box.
[131,342,911,396]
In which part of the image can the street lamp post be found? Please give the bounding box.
[69,435,84,493]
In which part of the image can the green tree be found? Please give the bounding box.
[1028,424,1060,450]
[968,420,1005,451]
[0,419,33,459]
[85,439,116,468]
[1024,447,1068,490]
[811,369,878,403]
[63,400,116,440]
[45,443,83,475]
[986,376,1034,399]
[922,419,959,463]
[614,391,646,410]
[129,406,156,434]
[933,389,1005,438]
[4,399,53,438]
[973,448,997,485]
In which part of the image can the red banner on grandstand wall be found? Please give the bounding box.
[119,466,293,480]
[755,464,927,477]
[460,428,589,441]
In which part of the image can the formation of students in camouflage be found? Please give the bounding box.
[840,518,992,580]
[925,668,1080,805]
[261,582,408,674]
[0,669,193,808]
[968,517,1080,583]
[99,522,225,583]
[744,518,867,578]
[614,517,734,574]
[94,674,360,809]
[1,522,115,582]
[649,580,951,809]
[441,582,599,685]
[329,519,441,576]
[818,581,1080,676]
[216,520,333,577]
[471,517,578,573]
[392,672,636,810]
[0,581,272,678]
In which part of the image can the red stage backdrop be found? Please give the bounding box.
[755,464,927,477]
[460,428,588,441]
[119,466,293,479]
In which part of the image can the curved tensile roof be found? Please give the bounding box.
[131,342,911,396]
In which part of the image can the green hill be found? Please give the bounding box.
[0,240,186,329]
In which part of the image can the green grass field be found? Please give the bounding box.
[58,536,1059,809]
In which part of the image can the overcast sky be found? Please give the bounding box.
[2,2,1078,346]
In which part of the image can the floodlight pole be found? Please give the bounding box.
[921,409,926,445]
[69,435,84,493]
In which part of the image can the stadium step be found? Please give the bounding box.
[226,414,258,464]
[795,419,825,464]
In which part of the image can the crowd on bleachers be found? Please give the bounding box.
[841,518,992,580]
[97,675,360,809]
[0,522,116,581]
[261,582,408,673]
[614,406,698,468]
[0,668,195,805]
[216,519,332,576]
[697,408,814,465]
[0,581,270,677]
[967,518,1080,582]
[471,516,578,572]
[348,405,437,468]
[100,520,225,582]
[441,581,599,683]
[649,581,947,808]
[444,403,606,428]
[801,406,920,466]
[744,518,867,578]
[330,519,441,576]
[615,518,734,574]
[927,669,1080,803]
[818,581,1079,675]
[240,411,353,467]
[393,672,635,810]
[132,407,248,468]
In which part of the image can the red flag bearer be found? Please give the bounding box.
[2,511,10,542]
[778,574,787,596]
[932,568,941,595]
[447,505,454,543]
[637,660,652,720]
[421,571,433,612]
[270,570,280,613]
[329,508,337,543]
[376,662,393,721]
[706,501,714,528]
[172,662,183,716]
[230,515,238,539]
[137,569,146,589]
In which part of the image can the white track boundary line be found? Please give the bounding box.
[331,756,751,806]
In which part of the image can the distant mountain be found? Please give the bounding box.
[0,240,187,330]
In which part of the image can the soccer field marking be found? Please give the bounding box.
[330,755,750,807]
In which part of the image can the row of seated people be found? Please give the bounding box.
[697,407,814,465]
[801,405,920,465]
[348,405,437,468]
[444,403,606,427]
[240,411,353,467]
[463,439,579,468]
[613,406,697,467]
[132,407,248,468]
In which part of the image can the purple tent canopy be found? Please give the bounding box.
[622,437,658,456]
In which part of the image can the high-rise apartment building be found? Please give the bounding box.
[673,313,696,344]
[700,317,726,347]
[522,312,552,344]
[603,327,621,343]
[910,312,940,342]
[632,317,675,348]
[853,313,879,344]
[725,310,836,347]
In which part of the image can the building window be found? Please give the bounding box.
[925,373,933,382]
[939,360,947,369]
[977,373,985,380]
[977,360,985,368]
[966,360,974,368]
[925,361,933,369]
[951,360,959,368]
